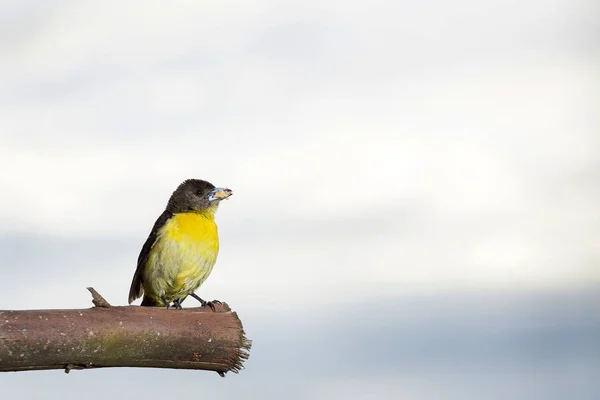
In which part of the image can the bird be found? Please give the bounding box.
[128,178,232,309]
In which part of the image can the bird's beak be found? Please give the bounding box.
[208,187,233,202]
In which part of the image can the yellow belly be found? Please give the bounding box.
[142,212,219,303]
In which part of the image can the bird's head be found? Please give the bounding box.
[166,179,232,214]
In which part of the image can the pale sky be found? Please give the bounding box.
[0,1,598,399]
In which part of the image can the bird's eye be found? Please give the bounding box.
[196,191,204,197]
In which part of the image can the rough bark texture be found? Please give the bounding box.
[0,289,251,376]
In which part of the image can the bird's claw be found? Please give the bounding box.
[202,300,220,312]
[172,299,183,310]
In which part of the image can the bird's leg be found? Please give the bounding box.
[189,292,206,306]
[160,294,170,309]
[190,292,221,312]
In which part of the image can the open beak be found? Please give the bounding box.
[208,187,233,202]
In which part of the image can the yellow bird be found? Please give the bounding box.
[128,179,232,309]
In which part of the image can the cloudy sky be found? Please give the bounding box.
[0,1,598,399]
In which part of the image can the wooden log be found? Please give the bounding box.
[0,289,251,376]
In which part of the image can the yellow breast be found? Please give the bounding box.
[164,212,219,245]
[143,211,220,302]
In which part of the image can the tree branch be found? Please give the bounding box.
[0,288,251,376]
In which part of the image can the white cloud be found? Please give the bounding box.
[0,0,597,298]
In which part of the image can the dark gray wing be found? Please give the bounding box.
[128,210,173,304]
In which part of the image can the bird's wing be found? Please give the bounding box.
[128,210,173,304]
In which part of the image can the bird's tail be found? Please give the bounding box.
[141,295,164,307]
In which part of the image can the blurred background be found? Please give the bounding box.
[0,1,598,399]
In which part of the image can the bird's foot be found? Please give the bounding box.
[203,300,221,312]
[190,293,220,311]
[172,299,184,310]
[160,295,171,309]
